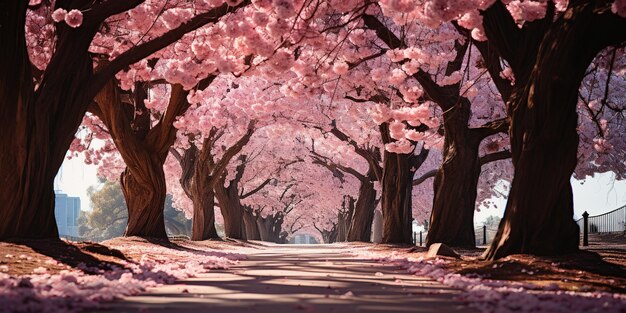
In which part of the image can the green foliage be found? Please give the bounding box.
[79,180,191,240]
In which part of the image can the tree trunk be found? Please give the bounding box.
[121,156,167,237]
[94,82,190,239]
[0,2,99,239]
[320,227,338,244]
[336,196,355,242]
[191,187,218,240]
[380,151,415,244]
[371,209,383,243]
[179,143,219,241]
[347,172,377,242]
[256,216,272,241]
[427,99,479,248]
[243,207,261,240]
[215,181,244,239]
[484,1,626,259]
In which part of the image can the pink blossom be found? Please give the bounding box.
[385,139,414,154]
[388,69,407,85]
[51,9,67,23]
[64,10,83,28]
[332,61,349,75]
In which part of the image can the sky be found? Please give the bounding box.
[56,154,626,226]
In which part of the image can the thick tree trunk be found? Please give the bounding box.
[243,207,261,240]
[257,214,284,243]
[215,182,244,239]
[179,143,219,241]
[191,188,218,240]
[121,156,167,237]
[347,172,377,242]
[256,216,272,241]
[380,152,415,244]
[0,2,99,239]
[336,197,355,242]
[427,99,479,248]
[484,1,626,259]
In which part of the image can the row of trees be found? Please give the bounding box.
[1,0,624,260]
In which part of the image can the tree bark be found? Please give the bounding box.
[0,2,101,239]
[319,226,338,244]
[380,151,415,244]
[347,171,377,242]
[177,142,219,241]
[214,156,247,239]
[426,99,479,248]
[215,182,244,239]
[243,207,261,240]
[371,209,383,243]
[191,186,218,240]
[93,82,191,238]
[379,123,430,244]
[484,0,626,259]
[335,196,355,242]
[120,157,168,237]
[176,122,255,241]
[259,214,285,243]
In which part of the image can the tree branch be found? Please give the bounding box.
[412,169,437,186]
[240,178,271,199]
[87,1,249,99]
[479,149,511,166]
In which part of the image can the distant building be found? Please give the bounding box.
[55,192,81,237]
[54,165,81,238]
[289,234,319,244]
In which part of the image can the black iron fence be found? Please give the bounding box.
[413,231,427,246]
[576,205,626,246]
[411,226,499,247]
[474,226,499,246]
[412,206,626,248]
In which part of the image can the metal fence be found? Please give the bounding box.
[474,226,499,246]
[411,226,498,247]
[412,205,626,248]
[413,231,428,246]
[576,205,626,246]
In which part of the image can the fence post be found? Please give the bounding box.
[419,231,423,246]
[582,211,589,247]
[413,232,417,245]
[482,225,487,245]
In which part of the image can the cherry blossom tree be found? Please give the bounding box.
[391,0,626,258]
[0,0,249,239]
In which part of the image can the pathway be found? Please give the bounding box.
[101,243,471,312]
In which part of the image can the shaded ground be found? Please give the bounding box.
[0,237,248,277]
[99,243,471,313]
[351,241,626,293]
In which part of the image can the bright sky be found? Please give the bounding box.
[56,155,626,225]
[473,172,626,225]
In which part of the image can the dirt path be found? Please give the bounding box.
[101,243,472,313]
